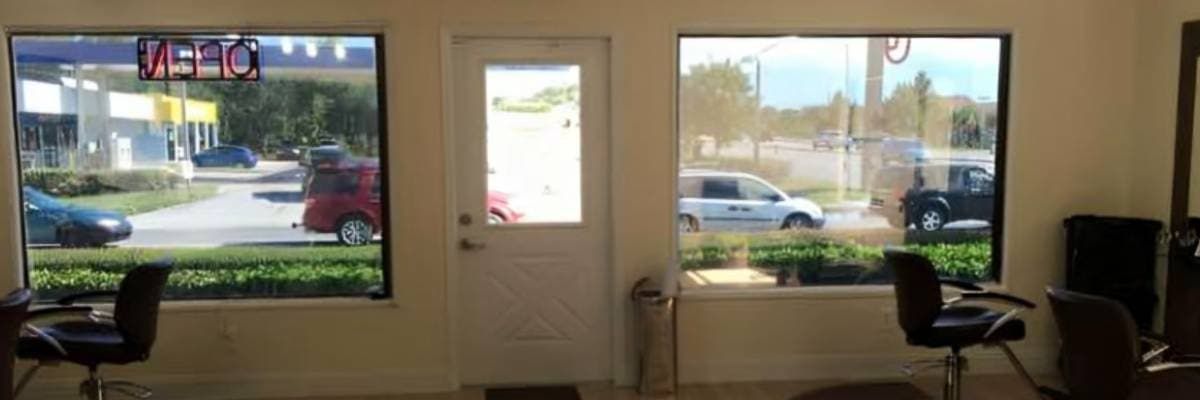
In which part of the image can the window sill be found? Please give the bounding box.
[678,267,1004,301]
[680,284,897,301]
[157,296,400,313]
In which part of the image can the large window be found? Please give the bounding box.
[677,35,1008,290]
[7,33,390,300]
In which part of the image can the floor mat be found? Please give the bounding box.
[485,385,582,400]
[789,382,932,400]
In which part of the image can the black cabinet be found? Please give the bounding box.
[1064,215,1162,331]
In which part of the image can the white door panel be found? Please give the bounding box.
[452,38,611,385]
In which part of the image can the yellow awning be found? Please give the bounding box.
[153,94,219,124]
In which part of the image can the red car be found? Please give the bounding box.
[300,160,522,246]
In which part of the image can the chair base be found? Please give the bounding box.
[15,363,152,400]
[80,367,153,400]
[906,343,1046,400]
[943,349,964,400]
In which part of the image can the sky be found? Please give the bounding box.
[679,37,1002,108]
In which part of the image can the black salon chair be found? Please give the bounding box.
[0,289,32,400]
[16,261,172,400]
[1043,287,1200,400]
[886,250,1041,400]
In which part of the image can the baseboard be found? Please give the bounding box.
[20,368,452,400]
[679,347,1057,384]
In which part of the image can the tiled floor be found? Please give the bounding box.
[272,374,1053,400]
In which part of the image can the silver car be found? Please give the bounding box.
[678,171,825,232]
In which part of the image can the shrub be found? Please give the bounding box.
[680,245,730,270]
[28,246,383,300]
[23,169,182,197]
[908,240,992,281]
[743,238,992,283]
[494,100,552,113]
[749,239,884,281]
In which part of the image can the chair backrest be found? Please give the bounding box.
[0,289,31,400]
[113,260,172,359]
[1046,287,1139,400]
[886,251,944,336]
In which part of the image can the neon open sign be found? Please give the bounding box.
[138,37,261,81]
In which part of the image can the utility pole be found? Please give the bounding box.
[754,57,762,163]
[862,38,887,191]
[179,81,193,190]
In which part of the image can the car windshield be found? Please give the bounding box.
[310,148,344,160]
[309,172,360,195]
[23,187,67,210]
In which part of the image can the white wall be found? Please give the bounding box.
[0,0,1150,398]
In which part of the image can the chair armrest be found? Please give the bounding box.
[1170,354,1200,363]
[56,290,118,305]
[22,324,67,356]
[1140,333,1172,364]
[1144,361,1200,373]
[958,291,1037,309]
[939,278,985,291]
[26,306,94,322]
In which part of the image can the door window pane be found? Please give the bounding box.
[485,64,581,224]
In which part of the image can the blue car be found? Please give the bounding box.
[192,145,258,168]
[23,186,132,247]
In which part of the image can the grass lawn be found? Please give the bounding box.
[802,188,870,206]
[62,185,219,215]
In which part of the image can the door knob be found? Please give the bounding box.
[459,238,486,251]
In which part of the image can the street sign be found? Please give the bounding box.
[138,37,261,81]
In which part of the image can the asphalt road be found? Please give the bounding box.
[121,163,340,247]
[114,146,984,247]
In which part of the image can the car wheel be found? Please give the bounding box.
[488,212,505,225]
[783,214,814,230]
[58,229,97,248]
[336,215,374,246]
[58,230,79,248]
[678,215,698,233]
[918,207,947,231]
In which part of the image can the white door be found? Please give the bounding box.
[451,38,612,385]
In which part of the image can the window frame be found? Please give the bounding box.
[4,31,395,301]
[673,32,1012,285]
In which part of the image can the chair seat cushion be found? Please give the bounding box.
[907,306,1026,348]
[17,320,143,366]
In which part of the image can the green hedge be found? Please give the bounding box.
[28,246,383,299]
[680,245,730,270]
[907,241,992,281]
[24,169,183,197]
[681,239,993,282]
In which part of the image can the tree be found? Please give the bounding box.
[951,105,981,148]
[679,61,756,160]
[914,71,933,138]
[878,70,948,142]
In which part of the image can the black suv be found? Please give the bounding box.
[869,163,994,231]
